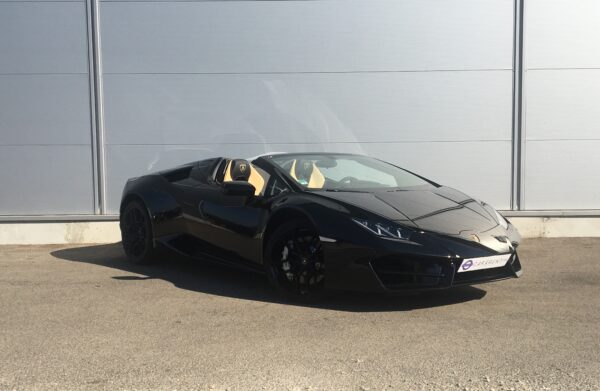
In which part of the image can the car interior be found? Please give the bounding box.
[217,158,327,195]
[289,159,325,188]
[163,157,328,196]
[163,155,410,195]
[219,159,267,196]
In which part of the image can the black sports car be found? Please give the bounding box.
[120,153,522,300]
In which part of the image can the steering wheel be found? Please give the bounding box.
[339,176,358,186]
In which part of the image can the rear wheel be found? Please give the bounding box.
[120,200,157,264]
[265,220,326,301]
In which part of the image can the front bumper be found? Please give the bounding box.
[370,252,522,292]
[322,240,522,293]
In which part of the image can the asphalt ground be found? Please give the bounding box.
[0,238,599,390]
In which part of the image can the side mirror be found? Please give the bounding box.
[222,181,255,197]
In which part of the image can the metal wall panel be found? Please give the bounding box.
[101,0,515,214]
[0,2,88,74]
[524,141,600,210]
[2,0,597,215]
[526,69,600,141]
[0,75,92,145]
[101,0,513,73]
[0,146,94,215]
[105,140,510,213]
[523,0,600,210]
[0,0,94,215]
[527,0,600,69]
[103,71,512,145]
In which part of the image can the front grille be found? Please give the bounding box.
[370,256,453,290]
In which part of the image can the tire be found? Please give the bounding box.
[120,200,158,264]
[264,219,326,302]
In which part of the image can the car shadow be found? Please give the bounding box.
[50,243,487,313]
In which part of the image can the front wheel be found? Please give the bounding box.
[264,220,326,301]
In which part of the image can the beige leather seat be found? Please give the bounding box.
[289,159,325,188]
[223,159,266,196]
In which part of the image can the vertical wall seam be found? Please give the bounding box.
[85,0,100,214]
[519,0,527,210]
[89,0,107,214]
[511,0,525,210]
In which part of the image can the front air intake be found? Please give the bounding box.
[370,256,452,290]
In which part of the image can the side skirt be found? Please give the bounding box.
[156,233,264,274]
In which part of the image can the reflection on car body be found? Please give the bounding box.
[120,153,522,301]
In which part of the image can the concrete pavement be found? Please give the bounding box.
[0,238,599,390]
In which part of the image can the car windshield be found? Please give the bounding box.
[269,154,431,191]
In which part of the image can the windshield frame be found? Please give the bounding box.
[260,153,437,192]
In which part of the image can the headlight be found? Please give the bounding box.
[493,209,509,229]
[352,218,414,241]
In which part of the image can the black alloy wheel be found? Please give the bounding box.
[120,200,157,264]
[265,220,326,301]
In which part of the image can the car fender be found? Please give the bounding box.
[121,175,182,238]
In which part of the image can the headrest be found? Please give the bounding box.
[293,159,314,184]
[229,159,251,181]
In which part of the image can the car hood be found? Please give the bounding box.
[314,186,499,236]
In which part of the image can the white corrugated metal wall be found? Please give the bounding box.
[0,0,598,218]
[523,0,600,210]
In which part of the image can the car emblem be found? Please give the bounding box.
[240,164,247,173]
[462,260,474,271]
[468,234,480,243]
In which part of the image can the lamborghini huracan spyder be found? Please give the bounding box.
[120,153,522,300]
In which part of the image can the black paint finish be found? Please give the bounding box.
[120,153,522,293]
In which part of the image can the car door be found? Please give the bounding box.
[166,159,225,242]
[195,189,266,262]
[197,166,293,264]
[168,173,259,263]
[187,161,273,264]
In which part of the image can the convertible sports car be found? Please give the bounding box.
[120,153,522,300]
